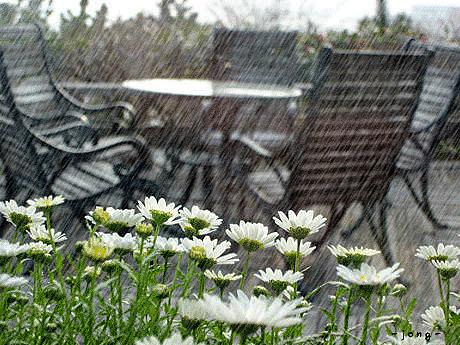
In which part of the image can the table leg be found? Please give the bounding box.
[208,99,246,223]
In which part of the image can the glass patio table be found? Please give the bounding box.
[122,78,302,128]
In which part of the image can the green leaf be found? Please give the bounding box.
[404,298,417,318]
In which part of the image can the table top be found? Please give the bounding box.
[122,78,303,99]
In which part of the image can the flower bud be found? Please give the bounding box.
[150,284,170,299]
[83,266,102,281]
[102,259,123,274]
[44,284,65,301]
[391,283,407,298]
[189,246,207,262]
[92,207,110,225]
[65,275,77,287]
[7,292,29,306]
[135,223,153,238]
[253,285,270,297]
[83,238,113,263]
[46,322,58,332]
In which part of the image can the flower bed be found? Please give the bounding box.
[0,196,458,344]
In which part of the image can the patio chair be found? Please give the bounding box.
[342,41,460,236]
[0,49,159,236]
[163,28,300,207]
[0,24,136,147]
[397,41,460,229]
[208,28,298,152]
[237,47,432,266]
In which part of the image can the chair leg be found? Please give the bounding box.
[202,165,214,210]
[363,202,395,267]
[179,165,198,206]
[402,173,448,230]
[120,184,133,209]
[0,174,15,238]
[420,170,448,229]
[0,218,8,239]
[315,204,348,248]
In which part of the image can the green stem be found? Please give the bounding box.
[168,253,182,309]
[341,287,354,345]
[116,270,124,331]
[139,237,145,260]
[437,271,447,319]
[359,294,372,345]
[327,289,339,345]
[181,260,195,298]
[87,264,97,345]
[295,239,301,272]
[371,292,385,344]
[161,257,169,283]
[198,271,205,298]
[445,278,450,327]
[151,224,161,252]
[240,252,251,289]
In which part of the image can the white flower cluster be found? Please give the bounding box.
[416,243,460,280]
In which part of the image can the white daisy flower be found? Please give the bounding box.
[275,238,316,267]
[0,273,28,288]
[179,206,222,237]
[432,259,460,280]
[96,232,137,253]
[200,290,308,332]
[226,221,278,252]
[83,237,114,263]
[155,236,184,258]
[137,196,181,226]
[27,224,67,244]
[255,268,304,294]
[328,245,380,267]
[336,263,404,286]
[27,241,53,261]
[178,298,208,329]
[273,210,327,239]
[0,200,45,230]
[27,195,64,210]
[276,238,315,256]
[415,244,460,263]
[204,270,242,290]
[83,265,102,280]
[281,287,313,312]
[103,208,144,232]
[135,223,154,238]
[135,333,198,345]
[85,206,110,226]
[282,285,298,300]
[182,236,238,270]
[0,239,30,258]
[421,306,450,330]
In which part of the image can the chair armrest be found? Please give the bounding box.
[24,120,149,162]
[33,121,100,148]
[33,121,95,136]
[16,107,89,125]
[408,120,440,135]
[56,84,136,128]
